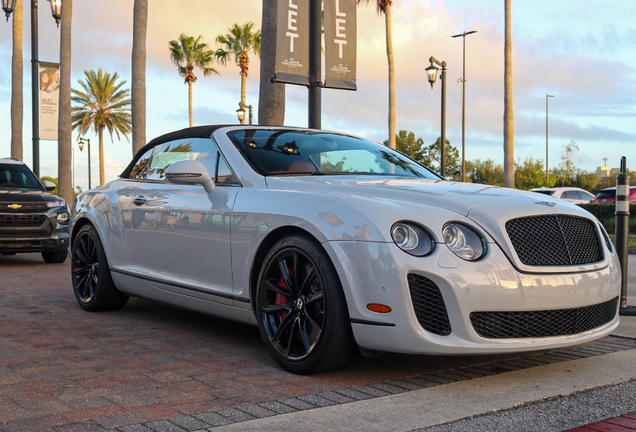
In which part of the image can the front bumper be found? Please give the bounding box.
[324,240,621,355]
[0,211,70,253]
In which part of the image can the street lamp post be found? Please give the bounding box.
[426,56,447,178]
[78,137,91,190]
[2,0,61,177]
[545,94,554,183]
[451,30,477,182]
[236,102,253,125]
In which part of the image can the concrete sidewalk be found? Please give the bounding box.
[213,317,636,432]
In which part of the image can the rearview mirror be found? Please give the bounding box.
[164,160,216,193]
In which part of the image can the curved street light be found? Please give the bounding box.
[236,102,253,125]
[426,56,447,178]
[78,137,92,190]
[451,30,477,182]
[3,0,61,176]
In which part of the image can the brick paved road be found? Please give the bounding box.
[0,253,632,431]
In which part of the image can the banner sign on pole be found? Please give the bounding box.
[39,61,60,141]
[324,0,357,90]
[275,0,310,85]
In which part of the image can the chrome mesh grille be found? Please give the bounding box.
[0,214,47,228]
[470,297,618,339]
[505,215,602,266]
[408,274,451,336]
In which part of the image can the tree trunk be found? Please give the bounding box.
[503,0,514,188]
[240,71,247,124]
[57,0,73,205]
[188,80,193,127]
[385,3,396,149]
[131,0,148,156]
[258,0,285,125]
[98,127,105,186]
[10,0,23,160]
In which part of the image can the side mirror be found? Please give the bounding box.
[165,160,216,193]
[42,180,56,191]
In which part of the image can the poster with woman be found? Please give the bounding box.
[39,62,60,141]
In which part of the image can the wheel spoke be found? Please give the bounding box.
[298,266,316,295]
[262,303,292,314]
[278,256,298,295]
[298,316,313,354]
[272,311,298,347]
[306,290,324,304]
[283,316,300,356]
[264,279,291,298]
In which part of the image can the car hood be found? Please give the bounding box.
[0,189,60,204]
[268,176,584,218]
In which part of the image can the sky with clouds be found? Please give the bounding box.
[0,0,634,190]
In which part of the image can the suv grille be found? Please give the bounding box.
[0,214,47,227]
[505,215,602,266]
[470,297,618,339]
[0,202,48,212]
[408,274,451,336]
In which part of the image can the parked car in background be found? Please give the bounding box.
[530,187,595,204]
[0,157,70,262]
[69,126,621,374]
[591,186,636,204]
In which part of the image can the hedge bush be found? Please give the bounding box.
[578,203,636,235]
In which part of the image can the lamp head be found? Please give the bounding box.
[48,0,61,26]
[425,64,439,89]
[2,0,16,21]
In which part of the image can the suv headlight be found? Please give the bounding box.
[391,222,435,257]
[442,223,486,261]
[47,199,66,208]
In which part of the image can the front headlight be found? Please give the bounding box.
[391,222,435,256]
[56,212,70,225]
[47,199,66,208]
[442,223,486,261]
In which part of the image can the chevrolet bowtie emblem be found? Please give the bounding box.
[7,204,22,210]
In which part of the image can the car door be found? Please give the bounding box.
[128,136,241,304]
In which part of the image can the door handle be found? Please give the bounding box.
[132,195,147,206]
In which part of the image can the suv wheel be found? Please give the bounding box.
[42,250,68,263]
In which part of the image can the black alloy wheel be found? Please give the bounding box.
[71,224,128,311]
[256,235,357,374]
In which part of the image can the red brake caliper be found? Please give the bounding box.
[274,265,294,324]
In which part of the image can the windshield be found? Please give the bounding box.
[532,190,554,196]
[0,163,46,191]
[227,129,442,179]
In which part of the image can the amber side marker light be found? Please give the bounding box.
[367,303,392,313]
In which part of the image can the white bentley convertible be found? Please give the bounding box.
[70,126,621,374]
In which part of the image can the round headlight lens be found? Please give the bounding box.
[391,222,434,256]
[442,223,485,261]
[56,212,69,225]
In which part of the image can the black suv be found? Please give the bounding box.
[0,157,70,263]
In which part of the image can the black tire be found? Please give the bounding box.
[42,250,68,263]
[255,234,358,374]
[71,224,128,311]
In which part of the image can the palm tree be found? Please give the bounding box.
[132,0,147,155]
[215,22,261,124]
[10,0,23,160]
[503,0,514,187]
[71,69,132,186]
[168,34,218,127]
[258,0,285,125]
[357,0,396,149]
[56,0,73,205]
